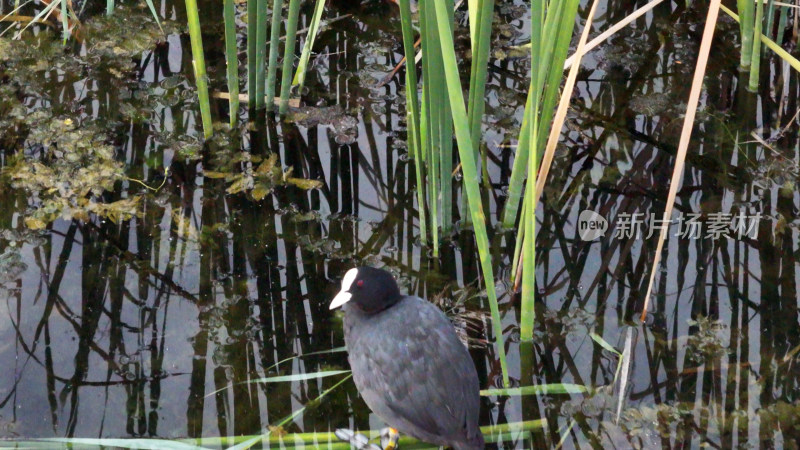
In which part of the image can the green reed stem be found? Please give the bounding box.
[398,0,427,246]
[519,0,543,343]
[278,0,302,114]
[737,0,754,69]
[247,0,257,106]
[254,0,268,109]
[185,0,212,138]
[748,0,764,90]
[440,0,455,234]
[420,0,440,255]
[764,0,776,40]
[223,0,239,125]
[265,0,283,108]
[776,5,788,46]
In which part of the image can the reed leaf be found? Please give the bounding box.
[500,0,580,229]
[292,0,325,91]
[431,0,508,387]
[466,0,494,190]
[590,332,622,356]
[59,0,68,43]
[184,0,213,139]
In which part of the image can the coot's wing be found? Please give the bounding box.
[350,297,481,445]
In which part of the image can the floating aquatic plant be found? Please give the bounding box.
[204,152,323,201]
[3,113,138,229]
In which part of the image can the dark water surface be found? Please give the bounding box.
[1,0,799,448]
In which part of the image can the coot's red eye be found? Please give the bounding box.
[356,280,364,288]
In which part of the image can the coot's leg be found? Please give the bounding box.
[334,428,382,450]
[379,427,400,450]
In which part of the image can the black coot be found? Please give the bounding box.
[330,267,484,450]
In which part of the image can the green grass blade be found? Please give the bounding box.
[264,346,346,373]
[481,383,591,396]
[534,0,581,153]
[278,0,302,114]
[501,80,532,228]
[466,0,494,150]
[142,0,164,33]
[590,332,622,356]
[470,0,494,190]
[432,0,508,387]
[510,187,527,282]
[269,374,353,436]
[10,0,58,40]
[223,0,239,126]
[204,370,351,398]
[292,0,325,91]
[59,0,69,43]
[32,438,211,450]
[247,370,350,384]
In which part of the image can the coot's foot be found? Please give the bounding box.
[380,427,400,450]
[334,428,382,450]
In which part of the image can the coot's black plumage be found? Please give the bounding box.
[330,267,484,450]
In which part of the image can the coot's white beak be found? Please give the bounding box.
[329,268,358,310]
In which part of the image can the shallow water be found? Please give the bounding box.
[1,0,799,448]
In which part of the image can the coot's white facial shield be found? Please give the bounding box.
[330,268,358,309]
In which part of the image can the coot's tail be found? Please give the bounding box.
[452,431,485,450]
